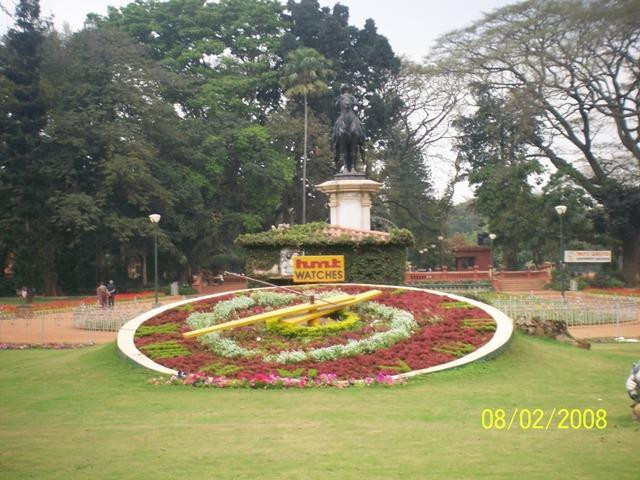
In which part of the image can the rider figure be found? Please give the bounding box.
[335,84,360,117]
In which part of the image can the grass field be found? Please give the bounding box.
[0,296,84,306]
[1,334,639,479]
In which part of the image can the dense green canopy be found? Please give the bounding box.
[0,0,423,295]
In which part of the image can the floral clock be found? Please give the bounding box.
[125,285,509,388]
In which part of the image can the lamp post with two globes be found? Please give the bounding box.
[149,214,161,307]
[554,205,567,299]
[489,233,497,269]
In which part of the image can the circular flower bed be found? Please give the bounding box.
[131,285,498,387]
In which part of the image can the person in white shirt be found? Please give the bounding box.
[626,361,640,420]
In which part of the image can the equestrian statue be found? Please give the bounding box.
[331,84,366,174]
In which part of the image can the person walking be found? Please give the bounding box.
[107,280,117,307]
[97,282,109,308]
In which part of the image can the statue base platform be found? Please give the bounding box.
[334,170,366,180]
[316,176,382,231]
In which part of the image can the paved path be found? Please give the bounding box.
[569,320,640,340]
[2,284,637,343]
[0,282,247,345]
[504,290,640,339]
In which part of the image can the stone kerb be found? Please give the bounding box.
[117,284,514,379]
[117,288,255,375]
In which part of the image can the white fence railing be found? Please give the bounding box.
[492,296,638,327]
[0,301,151,344]
[72,304,148,331]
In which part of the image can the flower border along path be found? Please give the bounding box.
[117,284,513,382]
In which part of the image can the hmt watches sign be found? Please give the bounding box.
[293,255,345,283]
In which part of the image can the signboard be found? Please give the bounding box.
[292,255,345,283]
[564,250,612,263]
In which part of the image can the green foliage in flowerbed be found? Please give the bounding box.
[201,361,243,376]
[265,311,360,339]
[441,301,476,310]
[275,367,317,379]
[135,323,180,337]
[176,304,194,312]
[462,318,497,332]
[378,359,412,373]
[432,341,476,358]
[236,222,414,285]
[140,341,191,360]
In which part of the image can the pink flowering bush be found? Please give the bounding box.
[148,372,403,389]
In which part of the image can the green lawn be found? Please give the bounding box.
[0,296,85,306]
[1,334,638,479]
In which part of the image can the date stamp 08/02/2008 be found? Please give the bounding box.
[481,408,607,431]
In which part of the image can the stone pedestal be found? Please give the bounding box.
[316,175,382,231]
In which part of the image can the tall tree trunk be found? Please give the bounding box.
[43,270,60,296]
[622,230,640,285]
[142,254,148,286]
[302,93,308,224]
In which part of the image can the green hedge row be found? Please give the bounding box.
[237,223,414,285]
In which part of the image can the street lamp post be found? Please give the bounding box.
[437,236,444,271]
[419,248,428,270]
[489,233,497,269]
[554,205,567,299]
[149,214,161,307]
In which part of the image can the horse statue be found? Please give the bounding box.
[331,84,366,174]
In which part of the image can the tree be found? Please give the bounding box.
[283,0,401,142]
[453,84,545,269]
[0,0,57,292]
[42,28,186,291]
[433,0,640,283]
[281,47,332,223]
[375,138,439,250]
[268,105,333,225]
[89,0,296,273]
[378,60,462,242]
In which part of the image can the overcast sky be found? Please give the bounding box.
[0,0,520,201]
[1,0,517,60]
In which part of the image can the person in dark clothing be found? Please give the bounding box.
[107,280,116,307]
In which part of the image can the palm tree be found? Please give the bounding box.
[281,47,333,224]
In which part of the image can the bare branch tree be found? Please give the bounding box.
[432,0,640,283]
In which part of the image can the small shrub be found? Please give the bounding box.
[202,362,242,376]
[140,341,191,359]
[135,323,180,337]
[432,341,475,358]
[441,301,475,310]
[462,318,496,332]
[585,272,626,289]
[277,367,305,378]
[265,311,360,339]
[378,359,412,373]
